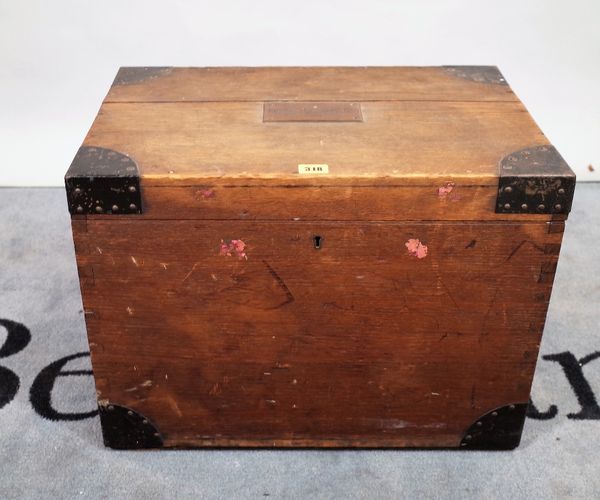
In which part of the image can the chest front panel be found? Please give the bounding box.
[73,218,563,447]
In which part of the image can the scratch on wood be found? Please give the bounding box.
[480,288,500,342]
[440,279,460,310]
[262,260,295,308]
[166,395,183,417]
[506,240,545,261]
[182,262,200,283]
[470,384,476,409]
[209,382,222,396]
[322,301,351,311]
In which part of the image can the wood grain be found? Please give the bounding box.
[83,101,546,185]
[73,219,564,447]
[105,67,518,103]
[124,184,562,222]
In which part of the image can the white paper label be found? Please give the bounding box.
[298,164,329,175]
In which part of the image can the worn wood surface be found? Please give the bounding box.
[84,100,545,186]
[103,184,563,222]
[105,67,518,103]
[73,219,564,447]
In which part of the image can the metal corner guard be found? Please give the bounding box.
[496,145,576,215]
[443,66,509,86]
[112,67,173,86]
[98,403,163,449]
[65,146,142,215]
[460,403,528,450]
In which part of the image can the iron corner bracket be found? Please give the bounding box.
[65,146,142,215]
[496,145,576,216]
[443,65,509,86]
[98,403,163,450]
[460,402,528,450]
[112,67,173,86]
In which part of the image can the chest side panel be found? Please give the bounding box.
[72,218,564,447]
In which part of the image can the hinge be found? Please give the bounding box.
[65,146,142,215]
[496,145,575,215]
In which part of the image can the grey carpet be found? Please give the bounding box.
[0,185,599,500]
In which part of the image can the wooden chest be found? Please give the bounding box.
[66,66,575,450]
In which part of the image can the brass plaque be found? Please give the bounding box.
[263,102,363,122]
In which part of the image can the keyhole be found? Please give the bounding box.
[313,235,323,249]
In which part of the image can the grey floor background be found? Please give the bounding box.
[0,185,599,499]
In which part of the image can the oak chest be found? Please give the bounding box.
[66,66,575,449]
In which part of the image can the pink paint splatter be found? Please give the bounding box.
[219,239,248,260]
[197,188,215,199]
[405,238,428,259]
[438,182,455,197]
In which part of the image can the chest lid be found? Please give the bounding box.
[65,66,575,221]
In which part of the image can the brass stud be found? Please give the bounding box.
[509,404,515,410]
[129,203,137,211]
[142,419,149,425]
[127,410,133,416]
[76,206,84,214]
[491,411,498,417]
[465,434,472,441]
[555,204,562,211]
[74,187,82,195]
[112,205,119,212]
[503,203,511,210]
[558,188,565,195]
[504,186,513,193]
[95,206,103,214]
[128,185,137,193]
[108,405,114,411]
[537,204,545,211]
[476,421,483,427]
[521,203,528,210]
